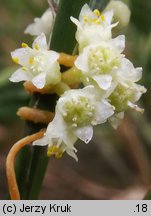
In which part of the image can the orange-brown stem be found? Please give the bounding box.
[24,68,81,94]
[6,131,45,200]
[17,107,54,124]
[23,82,53,94]
[59,53,77,67]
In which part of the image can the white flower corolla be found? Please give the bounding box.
[33,111,78,161]
[108,82,146,113]
[24,9,54,39]
[75,35,146,128]
[107,60,146,128]
[33,85,114,160]
[108,82,146,129]
[104,0,131,29]
[57,85,114,130]
[10,33,61,89]
[70,4,117,51]
[108,57,146,111]
[108,112,124,129]
[75,35,125,90]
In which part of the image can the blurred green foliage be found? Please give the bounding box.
[130,0,151,35]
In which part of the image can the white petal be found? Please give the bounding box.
[32,33,48,50]
[46,50,59,65]
[120,58,142,82]
[74,126,93,144]
[79,4,92,20]
[24,9,53,37]
[104,10,114,25]
[9,68,31,82]
[70,17,82,29]
[11,48,33,66]
[46,61,61,85]
[75,50,89,72]
[66,148,78,161]
[112,35,125,53]
[82,85,96,95]
[32,72,46,89]
[46,111,65,135]
[109,112,124,129]
[33,135,48,146]
[133,67,143,81]
[93,100,114,124]
[92,74,112,90]
[105,0,131,27]
[128,101,144,113]
[24,22,41,36]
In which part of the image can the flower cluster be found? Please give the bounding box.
[10,2,146,161]
[72,4,146,129]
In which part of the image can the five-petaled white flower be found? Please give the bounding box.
[33,85,114,160]
[10,33,61,89]
[70,4,117,52]
[75,35,125,90]
[24,9,55,40]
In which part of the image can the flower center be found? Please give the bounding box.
[62,96,95,127]
[109,85,134,112]
[83,9,105,24]
[29,53,46,75]
[47,138,64,158]
[88,47,121,75]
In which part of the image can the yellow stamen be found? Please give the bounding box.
[93,9,101,16]
[52,146,59,153]
[29,57,34,64]
[34,44,39,50]
[47,146,54,157]
[47,145,63,158]
[55,151,63,158]
[101,14,105,21]
[95,19,101,24]
[22,67,27,71]
[12,57,19,64]
[21,43,28,48]
[83,15,88,22]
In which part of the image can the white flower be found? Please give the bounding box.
[33,85,114,160]
[108,82,146,128]
[75,35,146,128]
[108,57,146,112]
[104,0,131,28]
[10,33,61,89]
[109,82,146,113]
[33,111,78,161]
[57,85,114,130]
[24,9,54,39]
[107,59,146,128]
[75,35,125,90]
[70,4,117,51]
